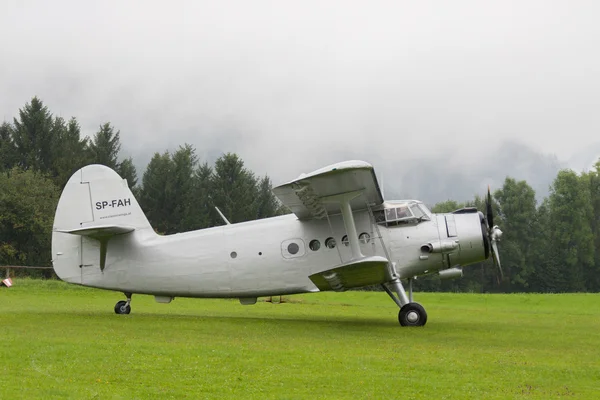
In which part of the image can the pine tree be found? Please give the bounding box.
[139,151,173,234]
[88,122,121,169]
[211,153,259,224]
[494,178,538,291]
[255,176,280,220]
[188,162,214,229]
[582,161,600,291]
[12,97,54,172]
[546,170,594,291]
[118,157,138,189]
[170,144,198,232]
[51,117,91,188]
[0,122,17,171]
[530,200,563,292]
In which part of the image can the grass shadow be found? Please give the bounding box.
[22,309,398,329]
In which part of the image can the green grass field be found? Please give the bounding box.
[1,279,599,399]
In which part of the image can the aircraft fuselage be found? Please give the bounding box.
[56,210,485,298]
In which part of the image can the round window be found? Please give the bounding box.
[309,240,321,251]
[230,251,237,258]
[359,232,371,244]
[325,237,336,249]
[287,242,300,255]
[341,235,349,246]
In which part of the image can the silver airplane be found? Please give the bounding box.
[52,160,502,326]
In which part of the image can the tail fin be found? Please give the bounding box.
[54,164,151,232]
[52,164,153,283]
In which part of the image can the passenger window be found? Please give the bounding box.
[281,239,306,259]
[341,235,349,246]
[359,232,371,244]
[309,239,320,251]
[325,237,336,249]
[288,243,299,255]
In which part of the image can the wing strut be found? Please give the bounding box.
[322,190,364,260]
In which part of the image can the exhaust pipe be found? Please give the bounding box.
[438,267,463,280]
[421,240,459,254]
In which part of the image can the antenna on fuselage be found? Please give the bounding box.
[215,206,231,225]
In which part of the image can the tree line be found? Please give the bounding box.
[0,97,283,275]
[413,161,600,293]
[1,97,599,292]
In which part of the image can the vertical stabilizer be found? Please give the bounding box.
[52,164,153,283]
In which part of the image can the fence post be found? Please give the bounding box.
[5,267,9,280]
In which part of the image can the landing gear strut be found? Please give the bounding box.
[382,277,427,327]
[114,292,132,315]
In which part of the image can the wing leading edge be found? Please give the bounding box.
[272,160,384,220]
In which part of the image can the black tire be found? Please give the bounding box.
[114,300,131,315]
[398,303,427,327]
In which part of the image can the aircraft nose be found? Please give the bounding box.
[453,212,488,266]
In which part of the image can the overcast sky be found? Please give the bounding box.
[2,0,599,189]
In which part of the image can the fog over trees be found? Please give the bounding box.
[2,97,600,293]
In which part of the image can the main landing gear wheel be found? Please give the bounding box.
[114,300,131,315]
[398,303,427,327]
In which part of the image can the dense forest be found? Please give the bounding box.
[1,97,599,293]
[0,98,283,275]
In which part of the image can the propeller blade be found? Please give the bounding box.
[486,186,494,229]
[491,240,503,280]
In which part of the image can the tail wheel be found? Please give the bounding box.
[398,303,427,327]
[114,300,131,315]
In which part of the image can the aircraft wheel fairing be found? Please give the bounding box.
[398,303,427,327]
[114,300,131,315]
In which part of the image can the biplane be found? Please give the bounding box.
[52,161,502,326]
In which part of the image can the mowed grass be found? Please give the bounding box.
[1,280,599,399]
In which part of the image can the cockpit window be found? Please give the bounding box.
[385,208,397,221]
[418,204,432,220]
[397,206,410,218]
[373,201,431,226]
[410,204,424,219]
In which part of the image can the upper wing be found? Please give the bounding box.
[272,160,384,220]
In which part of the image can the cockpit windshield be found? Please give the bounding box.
[373,201,432,226]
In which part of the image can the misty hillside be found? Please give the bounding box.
[385,141,566,205]
[568,142,600,172]
[129,139,592,207]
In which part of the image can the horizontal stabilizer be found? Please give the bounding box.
[57,225,135,240]
[56,225,135,271]
[309,256,389,292]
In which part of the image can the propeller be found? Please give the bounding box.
[485,187,504,281]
